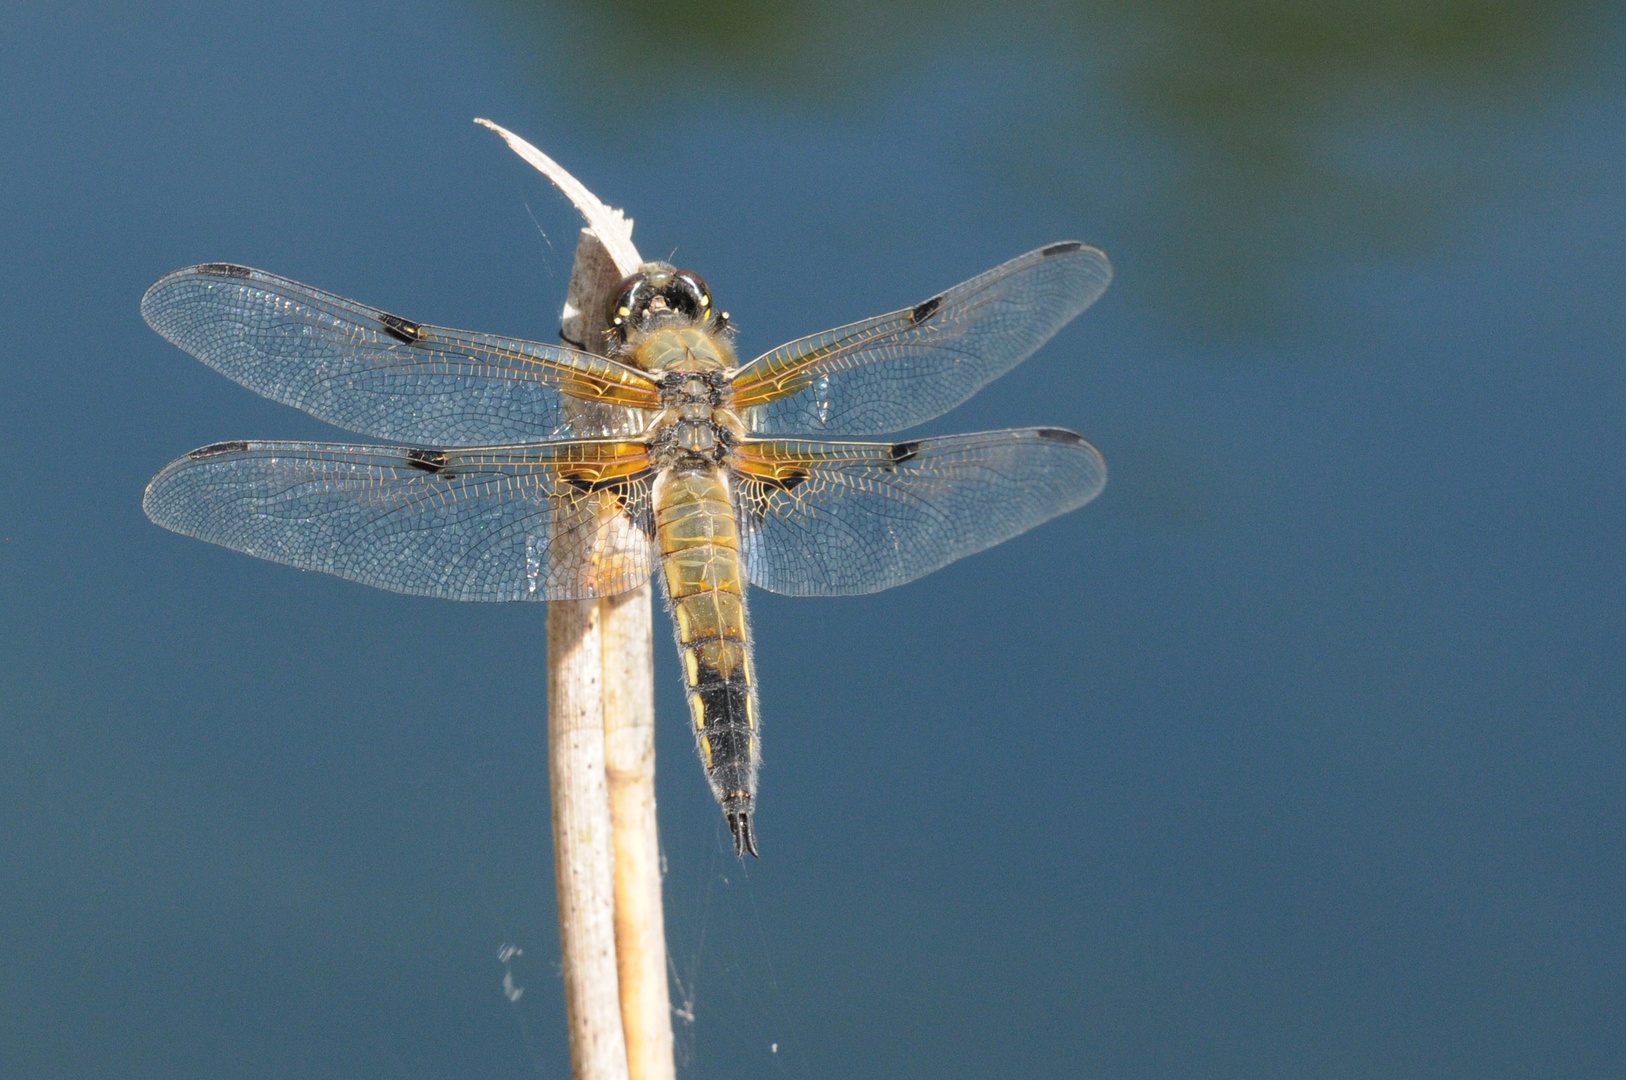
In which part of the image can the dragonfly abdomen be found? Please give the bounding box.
[653,467,760,856]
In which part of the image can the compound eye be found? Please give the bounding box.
[668,269,711,318]
[606,272,649,331]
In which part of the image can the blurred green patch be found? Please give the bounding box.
[481,0,1613,334]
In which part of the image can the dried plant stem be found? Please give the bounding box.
[549,227,674,1080]
[601,583,675,1080]
[548,596,630,1080]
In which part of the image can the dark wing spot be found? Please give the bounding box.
[564,472,613,494]
[751,468,808,493]
[379,312,424,344]
[188,440,250,460]
[563,470,657,535]
[1041,241,1085,257]
[405,448,448,473]
[1035,428,1085,444]
[910,295,942,323]
[198,263,253,278]
[890,441,921,465]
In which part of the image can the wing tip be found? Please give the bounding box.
[141,262,261,335]
[143,440,258,526]
[1037,239,1113,290]
[1022,427,1109,505]
[1045,426,1108,486]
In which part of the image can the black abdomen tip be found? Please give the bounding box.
[727,811,759,858]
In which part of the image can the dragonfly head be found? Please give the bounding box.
[608,262,719,341]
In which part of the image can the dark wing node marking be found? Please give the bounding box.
[405,448,448,473]
[733,428,1106,596]
[141,263,661,445]
[729,242,1112,437]
[379,312,425,344]
[144,439,657,601]
[910,296,943,322]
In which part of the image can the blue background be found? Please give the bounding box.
[3,2,1624,1077]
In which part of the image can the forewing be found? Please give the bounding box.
[144,439,656,601]
[732,428,1106,596]
[142,264,662,445]
[729,243,1111,436]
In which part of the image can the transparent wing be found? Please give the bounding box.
[729,243,1111,436]
[141,264,662,445]
[732,428,1106,596]
[144,439,656,601]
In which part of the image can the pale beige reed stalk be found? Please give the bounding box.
[480,116,678,1080]
[548,224,677,1080]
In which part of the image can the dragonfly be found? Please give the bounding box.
[141,241,1112,856]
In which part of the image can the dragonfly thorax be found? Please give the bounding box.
[649,366,745,467]
[630,324,736,374]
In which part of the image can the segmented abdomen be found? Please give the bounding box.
[653,467,760,855]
